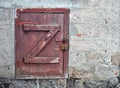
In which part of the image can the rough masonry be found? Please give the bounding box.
[0,0,120,88]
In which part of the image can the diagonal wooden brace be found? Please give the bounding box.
[23,24,60,58]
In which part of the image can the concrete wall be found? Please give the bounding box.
[0,0,120,87]
[69,0,120,80]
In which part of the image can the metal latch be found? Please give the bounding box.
[60,38,69,51]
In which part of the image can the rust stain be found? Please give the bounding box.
[60,43,68,51]
[69,67,92,78]
[16,22,38,26]
[76,33,82,37]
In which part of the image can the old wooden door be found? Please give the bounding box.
[15,8,69,79]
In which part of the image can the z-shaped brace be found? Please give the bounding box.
[22,24,61,64]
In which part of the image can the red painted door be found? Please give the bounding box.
[15,8,69,79]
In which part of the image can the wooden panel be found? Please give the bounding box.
[23,24,60,31]
[24,57,60,64]
[15,8,69,79]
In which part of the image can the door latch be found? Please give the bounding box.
[60,38,69,51]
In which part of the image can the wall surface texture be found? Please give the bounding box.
[0,0,120,88]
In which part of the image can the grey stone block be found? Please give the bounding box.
[9,80,37,88]
[116,84,120,88]
[0,8,13,25]
[83,80,108,88]
[108,77,119,87]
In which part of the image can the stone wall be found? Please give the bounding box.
[0,0,120,87]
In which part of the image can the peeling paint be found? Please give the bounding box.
[50,57,60,63]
